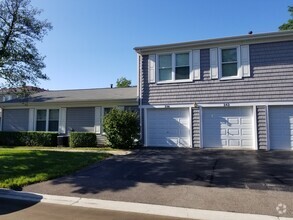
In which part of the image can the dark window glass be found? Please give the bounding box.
[48,109,59,131]
[175,53,189,80]
[36,110,46,131]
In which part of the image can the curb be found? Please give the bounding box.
[0,189,291,220]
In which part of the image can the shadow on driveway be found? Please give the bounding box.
[45,148,293,195]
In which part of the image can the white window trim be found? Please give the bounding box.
[219,46,242,80]
[156,51,193,84]
[34,108,60,132]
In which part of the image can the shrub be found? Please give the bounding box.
[69,132,97,147]
[0,131,58,146]
[103,108,139,149]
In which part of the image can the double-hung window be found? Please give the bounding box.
[158,54,172,81]
[36,109,59,132]
[36,110,47,131]
[175,53,190,80]
[158,52,190,82]
[220,47,240,78]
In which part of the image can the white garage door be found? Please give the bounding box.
[269,106,293,150]
[146,108,190,147]
[203,107,254,149]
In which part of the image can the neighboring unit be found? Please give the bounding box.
[0,86,46,130]
[135,30,293,150]
[0,87,138,144]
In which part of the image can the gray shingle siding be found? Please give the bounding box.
[256,106,268,150]
[192,107,200,148]
[2,109,29,131]
[141,40,293,149]
[66,107,95,133]
[142,41,293,105]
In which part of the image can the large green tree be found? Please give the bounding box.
[116,76,131,88]
[0,0,52,89]
[279,6,293,30]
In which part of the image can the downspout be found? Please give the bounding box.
[136,53,143,144]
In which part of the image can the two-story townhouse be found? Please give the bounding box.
[135,30,293,150]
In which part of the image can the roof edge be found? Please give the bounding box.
[134,30,293,54]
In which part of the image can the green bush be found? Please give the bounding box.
[0,131,58,146]
[69,132,97,147]
[103,108,139,149]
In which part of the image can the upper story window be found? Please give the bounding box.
[175,53,190,80]
[219,47,240,79]
[158,52,191,82]
[36,109,59,132]
[158,54,172,81]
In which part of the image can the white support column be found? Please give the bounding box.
[253,105,258,150]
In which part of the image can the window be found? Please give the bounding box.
[36,110,47,131]
[48,109,59,131]
[158,52,190,82]
[158,54,172,81]
[104,107,113,117]
[221,48,239,78]
[175,53,190,80]
[36,109,59,132]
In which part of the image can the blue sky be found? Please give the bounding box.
[31,0,292,90]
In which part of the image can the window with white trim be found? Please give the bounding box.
[158,52,191,82]
[220,47,240,79]
[36,109,59,131]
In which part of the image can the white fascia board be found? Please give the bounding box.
[134,30,293,55]
[198,102,293,107]
[141,104,195,109]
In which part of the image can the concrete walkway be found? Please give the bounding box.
[24,149,293,217]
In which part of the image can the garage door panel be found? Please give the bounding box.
[203,107,254,149]
[147,108,190,147]
[242,129,252,135]
[241,139,253,147]
[269,106,293,150]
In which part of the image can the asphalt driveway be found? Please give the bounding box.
[24,148,293,217]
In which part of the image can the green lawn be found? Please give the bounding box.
[0,148,110,190]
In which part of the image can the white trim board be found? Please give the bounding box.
[198,102,293,107]
[252,105,258,150]
[141,104,194,109]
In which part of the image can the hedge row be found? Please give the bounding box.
[0,131,58,146]
[69,132,97,147]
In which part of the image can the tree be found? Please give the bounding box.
[0,0,52,90]
[103,109,139,149]
[116,77,131,88]
[279,6,293,30]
